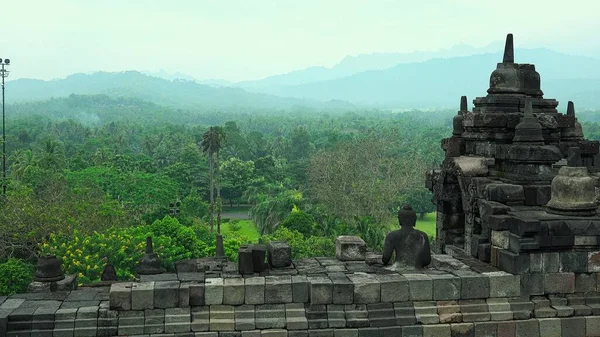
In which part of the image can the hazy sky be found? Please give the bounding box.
[2,0,599,82]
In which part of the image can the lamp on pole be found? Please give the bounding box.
[0,58,10,197]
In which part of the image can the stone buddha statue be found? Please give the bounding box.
[382,204,432,270]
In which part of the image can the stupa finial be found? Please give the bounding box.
[145,236,154,254]
[567,101,575,117]
[460,96,468,112]
[503,33,514,63]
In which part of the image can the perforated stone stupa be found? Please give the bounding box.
[427,34,600,286]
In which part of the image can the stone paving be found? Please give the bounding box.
[2,253,600,336]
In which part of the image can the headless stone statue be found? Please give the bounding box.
[382,205,432,270]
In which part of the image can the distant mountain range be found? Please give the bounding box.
[5,71,355,111]
[235,48,600,109]
[7,45,600,110]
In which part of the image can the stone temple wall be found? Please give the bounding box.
[2,252,600,336]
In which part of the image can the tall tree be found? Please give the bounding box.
[201,127,220,232]
[200,126,225,233]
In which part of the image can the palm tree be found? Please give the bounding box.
[9,149,37,180]
[214,127,226,234]
[200,126,224,233]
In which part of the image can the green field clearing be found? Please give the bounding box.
[221,212,437,244]
[221,219,261,242]
[415,212,437,238]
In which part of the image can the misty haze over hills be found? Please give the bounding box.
[7,44,600,110]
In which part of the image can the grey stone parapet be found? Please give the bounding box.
[3,291,600,336]
[3,254,600,336]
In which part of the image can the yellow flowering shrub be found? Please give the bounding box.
[40,216,212,283]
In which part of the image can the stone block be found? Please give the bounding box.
[132,282,154,310]
[460,300,489,322]
[223,278,245,305]
[245,277,265,305]
[97,307,118,337]
[404,274,433,301]
[234,305,255,331]
[209,305,235,331]
[289,331,309,337]
[413,301,439,325]
[376,274,409,303]
[144,308,165,334]
[347,274,380,304]
[485,184,524,204]
[344,304,369,328]
[327,304,346,328]
[243,331,263,337]
[117,310,144,336]
[238,245,254,275]
[575,273,597,293]
[450,322,473,337]
[491,231,510,249]
[255,304,285,329]
[544,273,575,294]
[330,273,354,305]
[367,303,396,327]
[431,274,461,301]
[308,276,333,305]
[473,321,498,337]
[286,303,308,330]
[402,325,423,337]
[335,236,366,261]
[486,298,512,322]
[537,318,560,337]
[335,328,358,337]
[453,271,489,299]
[560,252,588,273]
[191,307,210,332]
[265,276,293,304]
[422,323,451,337]
[190,283,205,307]
[488,215,513,231]
[205,278,224,305]
[292,275,309,303]
[542,252,560,273]
[165,307,191,333]
[109,282,132,310]
[252,244,267,273]
[520,273,544,296]
[561,317,585,337]
[484,272,520,297]
[155,281,180,309]
[357,327,381,337]
[509,297,534,320]
[586,316,600,337]
[394,302,416,326]
[496,321,514,337]
[267,241,292,268]
[437,301,461,324]
[588,251,600,272]
[515,319,540,337]
[498,249,530,274]
[306,304,328,329]
[180,282,191,307]
[263,329,288,337]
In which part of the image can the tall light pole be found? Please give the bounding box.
[1,58,10,196]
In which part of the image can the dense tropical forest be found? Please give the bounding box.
[1,93,600,294]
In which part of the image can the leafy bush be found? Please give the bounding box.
[40,216,211,283]
[260,227,334,259]
[0,258,35,295]
[229,220,242,232]
[280,210,316,237]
